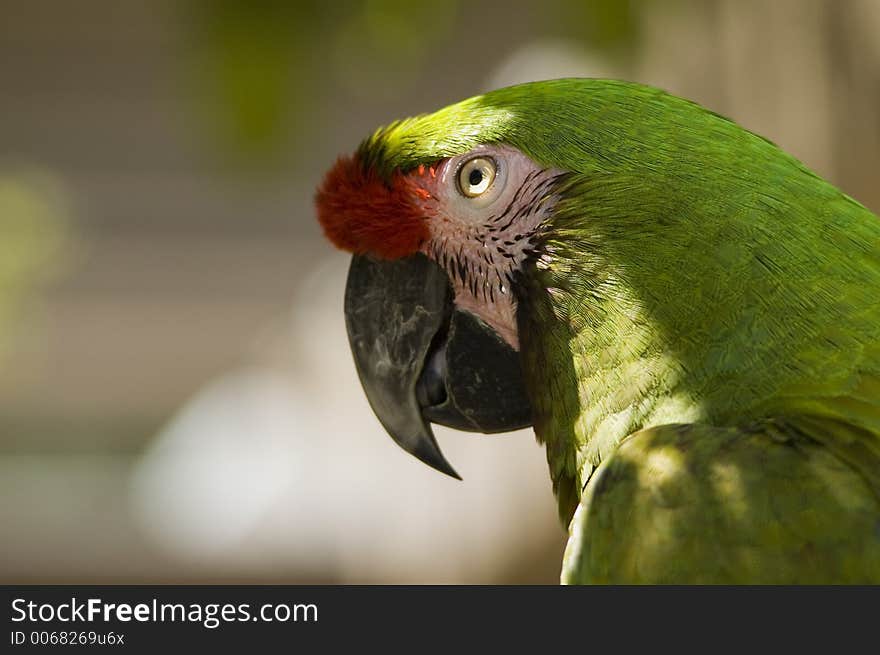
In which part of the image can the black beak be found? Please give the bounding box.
[344,253,532,479]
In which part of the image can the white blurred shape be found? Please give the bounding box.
[130,369,311,559]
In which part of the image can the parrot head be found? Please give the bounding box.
[313,86,577,477]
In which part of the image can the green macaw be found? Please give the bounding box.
[315,79,880,583]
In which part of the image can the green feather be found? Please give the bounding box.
[563,420,880,583]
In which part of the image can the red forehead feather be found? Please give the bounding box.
[315,155,431,260]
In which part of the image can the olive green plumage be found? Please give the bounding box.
[366,79,880,583]
[563,420,880,583]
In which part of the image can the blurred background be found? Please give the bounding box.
[2,0,878,583]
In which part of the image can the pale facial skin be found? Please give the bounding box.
[405,144,564,349]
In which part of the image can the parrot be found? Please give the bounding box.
[314,78,880,583]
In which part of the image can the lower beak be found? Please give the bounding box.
[344,253,532,479]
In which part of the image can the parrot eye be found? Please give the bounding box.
[457,157,497,198]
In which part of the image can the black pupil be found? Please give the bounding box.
[468,168,484,187]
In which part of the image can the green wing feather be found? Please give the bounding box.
[562,418,880,584]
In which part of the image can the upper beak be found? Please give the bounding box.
[344,253,532,479]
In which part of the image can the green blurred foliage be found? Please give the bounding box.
[329,0,458,99]
[186,0,311,161]
[546,0,649,56]
[0,171,68,364]
[186,0,459,162]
